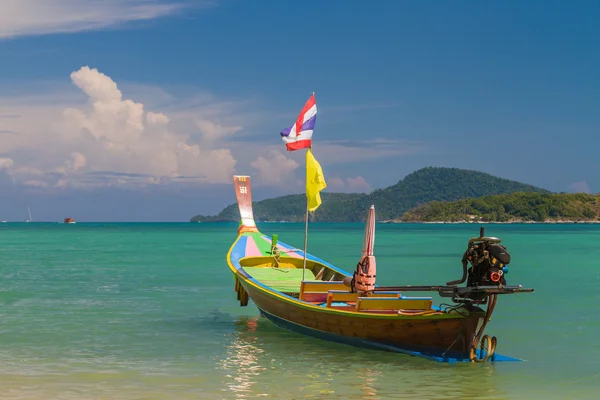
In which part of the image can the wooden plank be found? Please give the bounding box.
[366,291,403,298]
[356,297,433,312]
[299,281,348,299]
[302,292,328,302]
[326,291,359,306]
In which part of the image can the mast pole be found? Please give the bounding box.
[302,201,309,281]
[301,93,315,282]
[302,145,311,281]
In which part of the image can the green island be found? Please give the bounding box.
[402,192,600,223]
[191,167,584,223]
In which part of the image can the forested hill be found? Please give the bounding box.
[402,192,600,222]
[190,167,551,222]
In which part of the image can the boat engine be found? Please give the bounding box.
[447,227,510,288]
[371,225,532,307]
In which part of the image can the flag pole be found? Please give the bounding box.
[302,92,315,281]
[302,201,309,281]
[302,146,311,281]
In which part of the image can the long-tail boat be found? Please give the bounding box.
[226,175,534,363]
[227,93,533,362]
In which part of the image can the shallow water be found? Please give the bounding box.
[0,222,598,399]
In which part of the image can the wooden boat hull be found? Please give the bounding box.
[243,276,480,356]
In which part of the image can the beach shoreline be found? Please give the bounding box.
[381,220,600,224]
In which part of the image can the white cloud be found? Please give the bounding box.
[226,139,424,171]
[223,137,422,190]
[147,112,169,125]
[250,150,300,185]
[0,0,216,39]
[23,179,48,188]
[56,152,87,175]
[0,158,14,169]
[12,166,43,176]
[195,118,242,141]
[316,139,424,164]
[327,176,345,190]
[0,67,425,194]
[346,176,372,193]
[568,181,592,194]
[0,66,241,189]
[327,175,372,193]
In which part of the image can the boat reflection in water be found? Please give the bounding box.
[218,315,512,400]
[218,317,266,398]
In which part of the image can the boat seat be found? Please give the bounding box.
[326,290,359,306]
[300,280,348,302]
[355,297,433,312]
[367,291,403,298]
[325,290,402,307]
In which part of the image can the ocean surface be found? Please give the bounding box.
[0,222,598,399]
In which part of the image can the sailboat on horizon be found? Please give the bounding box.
[24,206,32,223]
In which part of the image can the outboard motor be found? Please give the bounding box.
[447,227,511,288]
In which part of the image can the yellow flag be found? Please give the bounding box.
[306,148,327,212]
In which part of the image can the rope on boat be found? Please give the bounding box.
[268,246,291,272]
[262,235,304,254]
[272,246,281,268]
[273,245,304,253]
[442,331,465,357]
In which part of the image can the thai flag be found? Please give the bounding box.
[280,93,317,151]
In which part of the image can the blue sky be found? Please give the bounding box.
[0,0,598,221]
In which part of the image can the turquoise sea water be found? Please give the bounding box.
[1,222,599,399]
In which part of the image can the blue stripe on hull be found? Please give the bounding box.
[258,308,521,363]
[230,235,248,269]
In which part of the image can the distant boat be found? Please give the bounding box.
[24,206,32,222]
[1,220,6,223]
[64,217,76,224]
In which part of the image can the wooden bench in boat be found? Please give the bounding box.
[299,280,348,302]
[325,290,358,305]
[299,281,418,309]
[325,290,402,307]
[355,296,433,312]
[367,291,404,298]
